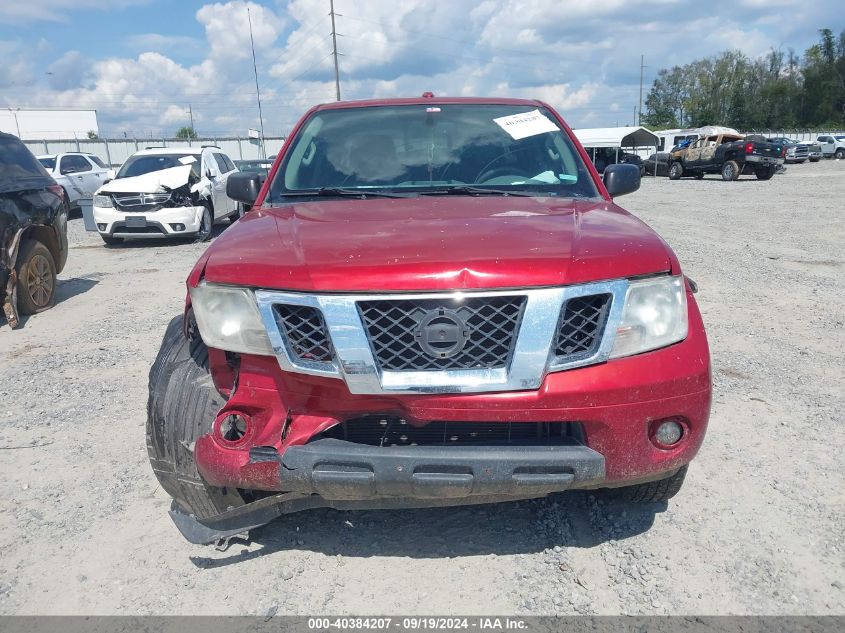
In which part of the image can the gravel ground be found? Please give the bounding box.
[0,160,843,615]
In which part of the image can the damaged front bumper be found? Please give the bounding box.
[93,204,206,238]
[171,439,606,545]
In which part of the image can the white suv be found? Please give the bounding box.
[37,152,114,211]
[92,146,239,245]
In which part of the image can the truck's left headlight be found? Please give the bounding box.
[609,275,688,359]
[189,282,274,355]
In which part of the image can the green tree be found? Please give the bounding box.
[643,28,845,131]
[175,126,198,139]
[86,130,99,139]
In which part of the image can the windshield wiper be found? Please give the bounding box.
[418,185,537,197]
[283,187,414,199]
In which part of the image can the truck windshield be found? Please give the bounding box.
[116,154,199,179]
[269,104,599,200]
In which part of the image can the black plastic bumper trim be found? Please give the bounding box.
[278,438,605,500]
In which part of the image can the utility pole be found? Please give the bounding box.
[8,108,21,137]
[248,6,267,159]
[188,103,194,145]
[330,0,341,101]
[638,54,646,126]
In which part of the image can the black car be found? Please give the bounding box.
[644,152,671,176]
[588,147,645,176]
[0,132,69,328]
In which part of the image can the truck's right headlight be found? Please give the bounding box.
[609,276,688,359]
[189,282,274,355]
[93,194,112,208]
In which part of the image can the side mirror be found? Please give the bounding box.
[226,171,261,205]
[603,163,640,197]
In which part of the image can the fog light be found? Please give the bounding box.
[170,223,185,231]
[97,223,106,231]
[653,419,684,447]
[217,413,250,445]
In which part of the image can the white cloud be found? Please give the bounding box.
[124,33,202,53]
[196,1,286,62]
[6,0,843,135]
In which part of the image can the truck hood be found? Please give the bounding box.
[200,196,676,292]
[97,165,194,194]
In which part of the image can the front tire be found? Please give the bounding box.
[146,315,245,519]
[16,240,56,316]
[668,162,683,180]
[721,160,740,181]
[836,148,845,159]
[195,205,213,242]
[604,465,688,503]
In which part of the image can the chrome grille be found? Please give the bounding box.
[112,192,171,212]
[274,304,333,362]
[554,294,612,358]
[357,296,525,371]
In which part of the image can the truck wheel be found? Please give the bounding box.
[755,166,776,180]
[668,162,683,180]
[836,148,845,159]
[604,465,688,503]
[694,172,704,179]
[15,240,57,316]
[100,235,123,246]
[146,315,245,520]
[721,161,740,181]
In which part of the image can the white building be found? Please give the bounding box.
[0,108,99,140]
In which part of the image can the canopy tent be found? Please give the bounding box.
[572,126,659,149]
[572,126,659,173]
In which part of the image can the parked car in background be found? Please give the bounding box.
[234,158,274,180]
[92,146,239,245]
[1,133,69,328]
[669,133,783,180]
[816,135,845,159]
[766,137,809,163]
[37,152,114,211]
[643,152,671,176]
[587,147,645,175]
[805,141,822,162]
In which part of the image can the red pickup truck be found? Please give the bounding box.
[146,96,711,544]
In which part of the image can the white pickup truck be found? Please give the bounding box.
[816,134,845,159]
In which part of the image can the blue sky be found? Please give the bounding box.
[0,0,842,137]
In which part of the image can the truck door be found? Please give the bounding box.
[698,135,720,166]
[200,148,228,219]
[684,138,706,166]
[817,136,834,156]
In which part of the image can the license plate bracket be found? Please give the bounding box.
[125,216,147,228]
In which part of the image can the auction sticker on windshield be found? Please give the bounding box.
[493,109,558,140]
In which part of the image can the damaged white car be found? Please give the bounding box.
[92,146,239,245]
